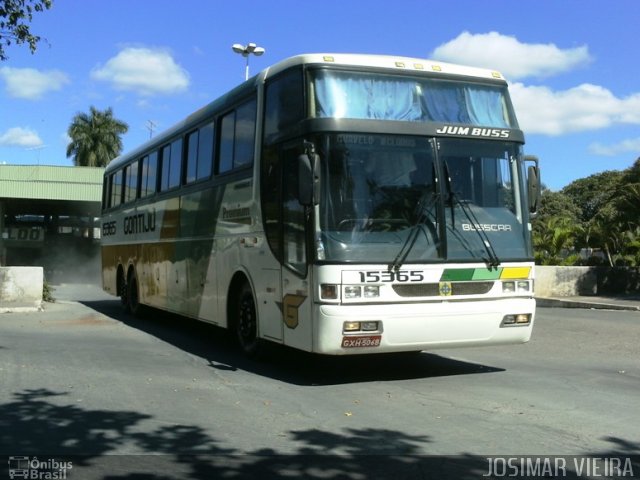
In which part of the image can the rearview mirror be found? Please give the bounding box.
[298,153,320,206]
[524,155,540,214]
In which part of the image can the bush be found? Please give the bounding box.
[43,280,55,303]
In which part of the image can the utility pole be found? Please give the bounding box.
[146,120,157,139]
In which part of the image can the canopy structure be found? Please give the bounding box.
[0,165,104,281]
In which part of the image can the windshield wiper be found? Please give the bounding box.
[389,190,439,272]
[442,159,500,269]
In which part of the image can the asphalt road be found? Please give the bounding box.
[1,284,639,479]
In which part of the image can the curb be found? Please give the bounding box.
[537,297,640,311]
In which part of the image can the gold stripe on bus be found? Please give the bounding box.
[499,267,531,279]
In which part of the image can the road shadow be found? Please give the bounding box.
[81,298,504,386]
[0,387,477,479]
[3,389,638,479]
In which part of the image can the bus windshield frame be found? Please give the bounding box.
[315,133,533,265]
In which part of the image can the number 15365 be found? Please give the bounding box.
[358,270,424,283]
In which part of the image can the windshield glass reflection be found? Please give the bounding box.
[319,134,441,263]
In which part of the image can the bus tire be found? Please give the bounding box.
[235,282,263,358]
[127,268,142,317]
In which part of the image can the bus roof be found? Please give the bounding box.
[262,53,506,82]
[106,53,506,173]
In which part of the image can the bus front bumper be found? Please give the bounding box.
[313,297,535,355]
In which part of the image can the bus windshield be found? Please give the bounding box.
[317,134,532,264]
[311,69,517,128]
[438,138,530,263]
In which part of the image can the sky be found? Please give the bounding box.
[1,0,639,191]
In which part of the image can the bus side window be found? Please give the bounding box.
[147,151,158,194]
[111,170,123,207]
[102,177,110,209]
[197,122,214,179]
[218,97,257,174]
[140,152,159,197]
[160,144,171,191]
[185,122,215,183]
[264,68,303,142]
[218,111,235,174]
[234,99,256,169]
[124,160,138,203]
[160,141,182,191]
[185,130,199,184]
[169,138,182,188]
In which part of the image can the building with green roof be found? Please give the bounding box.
[0,165,104,282]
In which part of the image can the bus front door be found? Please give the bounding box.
[280,148,313,351]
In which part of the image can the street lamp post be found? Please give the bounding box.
[231,42,265,81]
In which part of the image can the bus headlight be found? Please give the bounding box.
[501,313,531,327]
[344,286,362,299]
[344,321,361,332]
[361,321,379,331]
[503,280,531,293]
[363,285,380,298]
[321,284,338,300]
[343,321,380,332]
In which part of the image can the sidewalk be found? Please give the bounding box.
[536,294,640,311]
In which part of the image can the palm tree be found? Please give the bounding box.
[66,106,129,167]
[533,216,582,265]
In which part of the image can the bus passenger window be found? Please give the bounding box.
[264,69,303,141]
[124,160,138,203]
[111,170,123,207]
[197,122,214,179]
[186,122,214,182]
[160,140,182,191]
[186,130,199,183]
[160,144,171,191]
[169,138,182,188]
[234,99,256,169]
[219,112,235,173]
[140,151,158,197]
[218,98,257,174]
[148,151,158,194]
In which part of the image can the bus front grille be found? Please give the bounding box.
[392,282,494,297]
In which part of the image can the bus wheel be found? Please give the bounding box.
[127,269,141,316]
[235,282,262,357]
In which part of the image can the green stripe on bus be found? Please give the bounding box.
[441,268,502,281]
[440,269,475,281]
[471,268,502,280]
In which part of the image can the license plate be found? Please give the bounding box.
[341,335,382,348]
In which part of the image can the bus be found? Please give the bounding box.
[101,53,540,356]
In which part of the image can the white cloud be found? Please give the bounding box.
[0,127,44,147]
[431,31,592,80]
[0,67,69,100]
[60,131,71,146]
[588,138,640,156]
[91,47,190,95]
[509,83,640,136]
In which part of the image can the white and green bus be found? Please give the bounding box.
[101,53,540,356]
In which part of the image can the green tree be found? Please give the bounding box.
[531,188,581,238]
[533,158,640,266]
[0,0,52,61]
[621,157,640,184]
[531,189,583,265]
[615,160,640,229]
[533,216,582,266]
[562,170,623,223]
[66,106,129,167]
